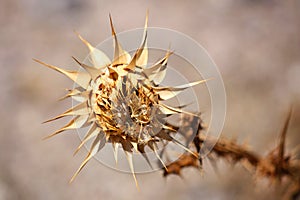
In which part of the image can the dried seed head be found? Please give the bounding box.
[35,13,208,187]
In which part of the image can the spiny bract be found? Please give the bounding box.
[35,13,207,188]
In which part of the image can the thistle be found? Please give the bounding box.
[34,13,208,187]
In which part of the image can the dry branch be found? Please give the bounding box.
[163,109,300,199]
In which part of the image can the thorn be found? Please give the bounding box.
[278,107,293,163]
[69,153,92,183]
[171,136,199,158]
[42,129,64,140]
[109,13,116,36]
[124,151,139,190]
[112,142,119,166]
[149,142,169,172]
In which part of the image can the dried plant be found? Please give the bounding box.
[34,13,206,188]
[164,109,300,200]
[34,13,300,199]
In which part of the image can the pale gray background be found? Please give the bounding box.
[0,0,300,199]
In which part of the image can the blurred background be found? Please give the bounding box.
[0,0,300,199]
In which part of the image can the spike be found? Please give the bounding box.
[137,144,154,169]
[154,79,211,100]
[158,104,179,115]
[43,101,89,123]
[43,115,89,140]
[278,107,292,165]
[72,56,103,79]
[74,32,111,69]
[145,51,172,85]
[124,40,146,71]
[59,88,91,102]
[154,78,211,90]
[70,133,106,182]
[136,11,148,68]
[33,59,91,89]
[148,142,168,172]
[59,88,82,101]
[171,137,199,158]
[131,142,138,152]
[158,103,199,117]
[71,90,91,102]
[124,151,139,190]
[143,51,171,75]
[162,124,178,132]
[125,21,150,71]
[112,142,119,165]
[151,66,167,85]
[109,14,131,66]
[73,123,102,155]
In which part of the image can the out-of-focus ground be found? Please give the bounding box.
[0,0,300,199]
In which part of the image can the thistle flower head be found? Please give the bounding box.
[35,13,207,187]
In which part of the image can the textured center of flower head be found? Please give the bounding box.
[35,13,208,188]
[90,65,163,145]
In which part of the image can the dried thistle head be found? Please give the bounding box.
[34,13,207,187]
